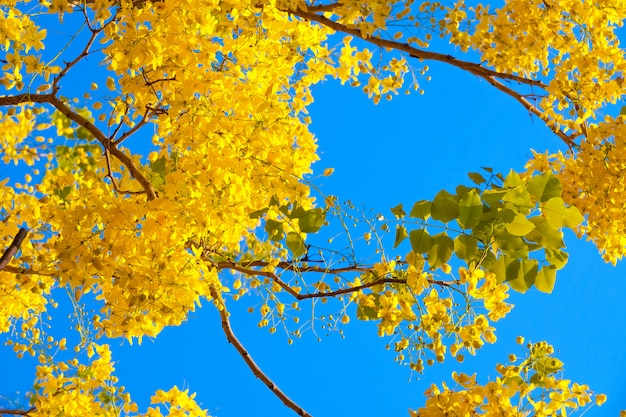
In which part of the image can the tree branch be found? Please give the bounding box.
[288,7,579,147]
[0,93,157,200]
[0,228,28,271]
[209,286,313,417]
[484,76,577,147]
[0,408,35,416]
[290,7,547,88]
[216,261,453,300]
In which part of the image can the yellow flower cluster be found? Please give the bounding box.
[526,122,626,264]
[353,259,512,370]
[446,0,626,133]
[411,341,604,417]
[30,344,137,417]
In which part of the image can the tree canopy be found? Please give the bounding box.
[0,0,625,415]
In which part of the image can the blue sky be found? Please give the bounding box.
[2,7,626,417]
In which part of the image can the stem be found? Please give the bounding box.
[209,287,313,417]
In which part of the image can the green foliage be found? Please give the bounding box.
[395,169,583,294]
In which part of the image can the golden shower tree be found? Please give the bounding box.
[0,0,624,415]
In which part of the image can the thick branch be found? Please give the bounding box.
[288,8,578,147]
[0,93,157,200]
[291,7,547,88]
[209,287,313,417]
[0,228,28,271]
[0,408,34,416]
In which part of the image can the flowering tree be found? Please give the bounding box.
[0,0,624,415]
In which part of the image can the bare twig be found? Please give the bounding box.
[52,26,103,93]
[0,94,157,200]
[209,286,313,417]
[112,108,151,145]
[0,228,28,271]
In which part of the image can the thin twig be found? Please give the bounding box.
[52,26,103,93]
[484,76,577,147]
[209,287,313,417]
[112,108,151,145]
[0,228,28,271]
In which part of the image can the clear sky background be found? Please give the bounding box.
[2,7,626,417]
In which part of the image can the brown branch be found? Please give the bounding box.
[0,228,28,271]
[0,408,35,416]
[216,261,453,300]
[209,286,313,417]
[0,93,157,200]
[52,25,103,93]
[287,7,579,147]
[484,76,577,147]
[112,108,152,145]
[290,7,547,88]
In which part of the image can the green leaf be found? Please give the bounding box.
[265,219,284,241]
[502,170,535,211]
[299,208,325,233]
[356,293,379,321]
[454,234,478,261]
[545,248,569,269]
[410,229,434,253]
[506,259,537,294]
[286,232,306,258]
[535,265,557,293]
[500,209,535,236]
[525,217,564,250]
[249,208,269,219]
[494,228,529,258]
[481,189,507,207]
[503,169,524,188]
[489,255,509,283]
[458,189,483,229]
[150,156,167,175]
[468,172,486,185]
[427,233,454,270]
[542,197,584,229]
[527,172,562,202]
[409,200,431,220]
[394,225,408,249]
[54,186,72,202]
[390,203,406,219]
[356,304,377,321]
[431,190,459,223]
[534,357,564,376]
[289,204,306,219]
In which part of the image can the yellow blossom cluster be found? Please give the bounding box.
[445,0,626,134]
[29,343,208,417]
[525,120,626,264]
[411,340,605,417]
[30,343,137,417]
[353,258,512,370]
